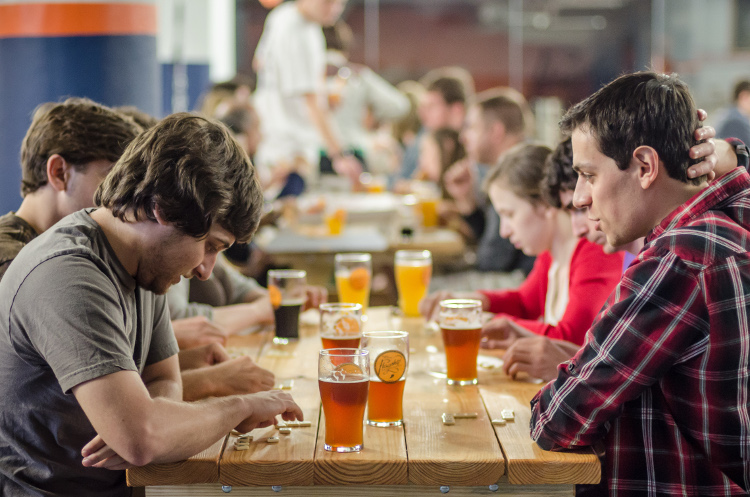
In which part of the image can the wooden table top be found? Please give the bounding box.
[128,307,600,494]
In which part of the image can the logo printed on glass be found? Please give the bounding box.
[374,350,406,383]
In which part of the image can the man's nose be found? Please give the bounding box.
[194,253,217,281]
[573,178,591,209]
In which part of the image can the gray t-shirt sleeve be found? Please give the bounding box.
[216,259,262,304]
[166,277,214,320]
[146,294,179,366]
[8,255,138,394]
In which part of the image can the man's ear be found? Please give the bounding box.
[152,203,170,226]
[633,146,660,190]
[46,154,71,192]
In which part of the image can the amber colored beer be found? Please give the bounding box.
[319,376,369,451]
[367,379,405,426]
[321,335,362,350]
[441,326,482,385]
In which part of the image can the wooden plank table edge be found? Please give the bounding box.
[127,435,228,487]
[145,482,576,496]
[478,385,601,486]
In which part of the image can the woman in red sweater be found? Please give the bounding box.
[422,142,623,348]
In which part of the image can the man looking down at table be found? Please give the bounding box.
[0,112,303,496]
[0,99,277,402]
[530,71,750,495]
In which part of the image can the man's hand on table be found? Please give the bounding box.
[419,290,489,322]
[172,316,229,350]
[80,388,302,470]
[178,342,230,371]
[234,390,304,434]
[181,352,276,401]
[502,336,579,382]
[480,317,534,350]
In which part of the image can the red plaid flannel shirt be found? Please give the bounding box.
[531,167,750,496]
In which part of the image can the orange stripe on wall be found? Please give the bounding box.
[0,3,157,38]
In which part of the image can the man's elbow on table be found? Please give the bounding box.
[528,389,596,453]
[73,371,177,467]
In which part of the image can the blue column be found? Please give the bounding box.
[0,2,159,214]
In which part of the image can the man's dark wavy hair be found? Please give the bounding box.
[560,71,704,185]
[541,137,576,208]
[95,113,263,244]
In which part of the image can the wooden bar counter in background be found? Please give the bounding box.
[128,308,600,496]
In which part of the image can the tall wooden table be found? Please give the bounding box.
[128,308,600,495]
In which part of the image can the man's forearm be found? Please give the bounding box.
[213,301,272,335]
[146,378,182,401]
[304,94,342,155]
[146,395,251,464]
[180,370,217,402]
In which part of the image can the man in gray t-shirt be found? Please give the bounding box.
[0,113,303,497]
[0,210,177,495]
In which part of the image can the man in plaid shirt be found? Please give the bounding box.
[530,71,750,496]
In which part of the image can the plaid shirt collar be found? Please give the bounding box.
[645,167,750,244]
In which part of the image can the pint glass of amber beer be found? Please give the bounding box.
[439,299,483,385]
[320,303,363,349]
[334,253,372,313]
[394,250,432,317]
[318,348,370,452]
[362,331,409,427]
[268,269,307,344]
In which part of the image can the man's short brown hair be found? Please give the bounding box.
[475,89,529,137]
[20,97,140,196]
[733,80,750,102]
[427,77,466,106]
[95,113,263,244]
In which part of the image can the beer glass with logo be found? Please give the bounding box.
[361,331,409,427]
[439,299,483,385]
[268,269,307,344]
[318,348,370,452]
[335,253,371,313]
[320,303,363,349]
[394,250,432,317]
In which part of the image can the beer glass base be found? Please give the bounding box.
[324,443,363,452]
[446,378,478,386]
[367,419,403,427]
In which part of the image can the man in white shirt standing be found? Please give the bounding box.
[254,0,361,193]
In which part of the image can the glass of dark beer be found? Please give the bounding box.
[268,269,307,344]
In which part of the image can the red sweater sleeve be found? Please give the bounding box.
[478,252,551,320]
[479,240,623,346]
[524,239,623,345]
